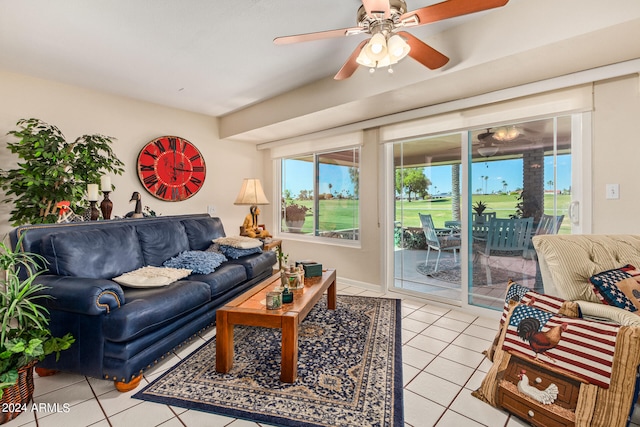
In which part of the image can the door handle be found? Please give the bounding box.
[569,201,580,225]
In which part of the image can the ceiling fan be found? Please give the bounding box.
[274,0,510,80]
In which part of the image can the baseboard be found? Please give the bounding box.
[336,276,382,292]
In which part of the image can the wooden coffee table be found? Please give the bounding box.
[215,268,337,383]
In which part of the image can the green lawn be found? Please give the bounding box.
[283,194,571,234]
[396,194,571,234]
[284,199,358,234]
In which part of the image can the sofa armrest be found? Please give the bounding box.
[577,300,640,326]
[36,275,125,315]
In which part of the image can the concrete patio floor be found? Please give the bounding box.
[394,248,539,310]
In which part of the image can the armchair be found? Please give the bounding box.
[532,234,640,326]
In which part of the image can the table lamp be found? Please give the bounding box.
[234,178,270,237]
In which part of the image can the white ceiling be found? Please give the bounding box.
[0,0,468,116]
[2,0,640,144]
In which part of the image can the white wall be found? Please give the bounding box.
[592,75,640,234]
[0,70,265,238]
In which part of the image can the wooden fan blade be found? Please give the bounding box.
[274,26,364,45]
[362,0,391,19]
[400,0,509,27]
[398,31,449,70]
[334,40,368,80]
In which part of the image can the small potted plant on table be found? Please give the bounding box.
[0,235,74,424]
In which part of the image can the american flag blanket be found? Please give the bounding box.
[502,304,621,388]
[500,282,567,324]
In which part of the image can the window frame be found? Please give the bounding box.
[277,146,361,246]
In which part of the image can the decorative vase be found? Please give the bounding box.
[0,362,36,424]
[285,219,305,233]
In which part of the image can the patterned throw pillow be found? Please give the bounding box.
[163,251,228,274]
[113,266,192,288]
[213,236,263,249]
[218,245,262,259]
[589,265,640,312]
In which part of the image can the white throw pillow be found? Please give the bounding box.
[213,236,263,249]
[113,266,192,288]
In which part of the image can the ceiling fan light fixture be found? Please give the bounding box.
[477,146,499,157]
[365,32,387,60]
[356,48,375,67]
[387,34,410,61]
[493,126,520,141]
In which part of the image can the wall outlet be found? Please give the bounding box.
[605,184,619,200]
[207,205,216,214]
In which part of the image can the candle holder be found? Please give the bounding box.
[89,201,100,221]
[100,191,113,220]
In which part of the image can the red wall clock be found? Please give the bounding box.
[136,136,206,201]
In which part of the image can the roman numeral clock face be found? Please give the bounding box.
[136,136,206,201]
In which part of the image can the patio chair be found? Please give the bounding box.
[474,217,534,269]
[419,213,461,272]
[534,214,564,236]
[523,214,564,259]
[471,212,497,241]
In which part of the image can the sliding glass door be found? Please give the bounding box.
[393,133,464,304]
[390,115,578,310]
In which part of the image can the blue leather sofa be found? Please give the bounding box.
[9,214,276,391]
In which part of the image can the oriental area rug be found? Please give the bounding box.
[134,295,403,427]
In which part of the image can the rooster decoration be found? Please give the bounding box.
[517,369,558,405]
[516,317,569,362]
[55,201,84,223]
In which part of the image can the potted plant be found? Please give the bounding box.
[472,200,489,216]
[0,118,124,226]
[283,202,309,233]
[0,235,74,423]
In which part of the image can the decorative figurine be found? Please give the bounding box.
[241,206,271,238]
[55,201,84,223]
[126,192,144,218]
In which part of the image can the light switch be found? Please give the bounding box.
[606,184,619,200]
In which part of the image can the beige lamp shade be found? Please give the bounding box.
[234,178,270,205]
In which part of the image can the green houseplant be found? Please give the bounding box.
[0,235,74,422]
[0,118,125,226]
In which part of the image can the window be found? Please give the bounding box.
[280,147,360,241]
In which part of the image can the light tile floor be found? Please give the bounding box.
[4,283,640,427]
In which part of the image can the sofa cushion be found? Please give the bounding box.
[163,251,227,274]
[112,266,192,288]
[136,221,190,266]
[103,280,211,342]
[40,226,144,279]
[589,265,640,311]
[188,263,247,298]
[227,251,276,279]
[182,217,226,250]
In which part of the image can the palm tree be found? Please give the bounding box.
[451,164,460,221]
[502,180,508,193]
[484,175,489,194]
[480,175,486,194]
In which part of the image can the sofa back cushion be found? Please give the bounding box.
[182,217,226,250]
[532,234,640,302]
[40,225,144,279]
[136,221,190,266]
